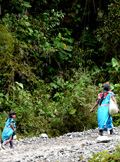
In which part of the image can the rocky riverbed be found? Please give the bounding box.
[1,127,120,162]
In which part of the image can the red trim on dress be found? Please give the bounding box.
[99,92,109,99]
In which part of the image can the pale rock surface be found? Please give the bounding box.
[0,127,120,162]
[96,135,111,143]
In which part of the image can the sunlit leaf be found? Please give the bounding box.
[69,109,76,115]
[15,82,24,89]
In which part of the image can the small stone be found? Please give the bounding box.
[13,159,21,162]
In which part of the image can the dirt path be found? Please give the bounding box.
[0,137,95,162]
[0,129,120,162]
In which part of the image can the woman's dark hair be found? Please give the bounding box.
[9,111,16,118]
[100,84,111,105]
[103,84,111,91]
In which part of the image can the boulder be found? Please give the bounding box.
[40,133,48,141]
[96,136,111,143]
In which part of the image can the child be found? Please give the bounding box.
[1,111,16,149]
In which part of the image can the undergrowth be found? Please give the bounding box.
[89,144,120,162]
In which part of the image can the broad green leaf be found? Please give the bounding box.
[66,45,73,52]
[77,17,81,21]
[22,3,32,8]
[0,93,4,97]
[112,58,119,67]
[28,27,33,34]
[23,15,28,20]
[58,33,62,38]
[13,0,19,3]
[45,42,51,47]
[68,38,74,43]
[10,85,16,91]
[75,9,79,14]
[50,83,58,89]
[22,1,32,8]
[69,109,76,115]
[54,39,63,48]
[77,4,81,8]
[25,21,31,26]
[15,82,24,89]
[15,6,24,12]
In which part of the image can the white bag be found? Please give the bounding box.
[109,96,118,116]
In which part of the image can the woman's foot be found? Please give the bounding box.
[10,141,14,149]
[99,129,103,136]
[110,129,113,135]
[1,140,8,150]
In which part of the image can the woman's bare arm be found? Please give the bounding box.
[90,99,100,112]
[111,95,119,110]
[10,121,15,131]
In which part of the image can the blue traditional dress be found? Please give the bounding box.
[2,118,16,141]
[97,91,115,131]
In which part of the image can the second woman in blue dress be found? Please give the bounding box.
[90,84,119,135]
[2,111,16,149]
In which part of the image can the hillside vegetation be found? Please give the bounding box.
[0,0,120,138]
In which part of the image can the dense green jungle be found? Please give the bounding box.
[0,0,120,139]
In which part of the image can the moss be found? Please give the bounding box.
[0,24,14,55]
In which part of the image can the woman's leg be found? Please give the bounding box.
[97,106,110,135]
[6,136,12,143]
[10,140,14,148]
[110,129,113,135]
[10,137,14,149]
[2,136,13,149]
[99,129,103,136]
[106,116,113,131]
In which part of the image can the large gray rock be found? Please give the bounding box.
[40,133,48,142]
[96,136,111,143]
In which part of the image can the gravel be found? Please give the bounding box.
[0,127,120,162]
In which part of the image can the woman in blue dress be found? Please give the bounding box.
[90,84,119,135]
[1,111,16,149]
